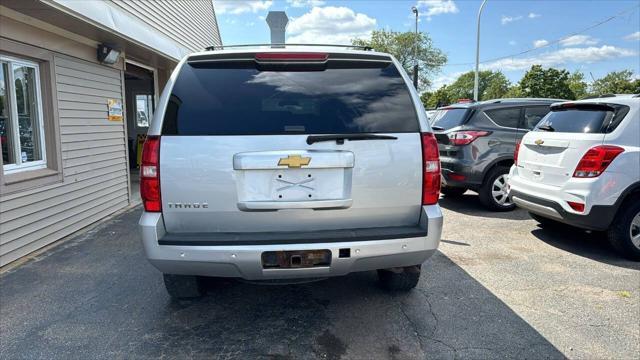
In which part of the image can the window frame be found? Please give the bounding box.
[1,54,47,174]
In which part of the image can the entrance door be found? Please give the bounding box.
[124,62,155,203]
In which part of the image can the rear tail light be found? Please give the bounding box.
[255,52,328,61]
[140,136,161,212]
[514,141,521,166]
[567,201,585,213]
[421,133,441,205]
[447,131,490,146]
[573,145,624,178]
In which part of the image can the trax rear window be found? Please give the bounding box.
[161,61,419,135]
[534,104,630,133]
[430,108,468,129]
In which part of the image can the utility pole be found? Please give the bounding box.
[411,6,419,89]
[474,0,488,101]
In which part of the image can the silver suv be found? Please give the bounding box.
[139,47,443,298]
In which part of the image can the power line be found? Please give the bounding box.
[446,4,640,67]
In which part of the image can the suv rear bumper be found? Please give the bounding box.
[139,205,443,280]
[510,190,616,231]
[440,157,481,188]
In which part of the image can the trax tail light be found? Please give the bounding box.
[447,131,491,146]
[255,52,328,61]
[573,145,624,178]
[140,136,161,212]
[567,201,585,213]
[514,141,521,166]
[421,133,441,205]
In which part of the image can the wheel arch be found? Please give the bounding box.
[481,156,514,184]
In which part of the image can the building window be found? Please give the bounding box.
[0,56,46,174]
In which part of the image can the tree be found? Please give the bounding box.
[352,29,447,90]
[518,65,574,100]
[567,71,588,99]
[421,86,452,109]
[504,84,523,98]
[590,70,640,95]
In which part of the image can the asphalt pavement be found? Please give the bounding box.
[1,192,638,359]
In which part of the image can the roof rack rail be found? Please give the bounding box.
[204,43,373,51]
[484,97,566,103]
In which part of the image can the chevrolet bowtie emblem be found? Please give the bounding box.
[278,155,311,168]
[534,139,544,145]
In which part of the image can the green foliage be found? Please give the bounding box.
[421,86,452,108]
[420,70,509,108]
[590,70,640,95]
[445,71,510,101]
[353,29,447,90]
[518,65,575,100]
[567,71,588,100]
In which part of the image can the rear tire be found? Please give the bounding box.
[377,265,421,291]
[441,186,467,197]
[163,274,205,299]
[479,166,515,212]
[529,212,564,228]
[607,199,640,261]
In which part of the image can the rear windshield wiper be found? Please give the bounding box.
[307,134,398,145]
[537,124,555,132]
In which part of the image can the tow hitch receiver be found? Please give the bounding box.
[262,250,332,269]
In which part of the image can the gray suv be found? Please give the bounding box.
[139,48,443,298]
[431,99,560,211]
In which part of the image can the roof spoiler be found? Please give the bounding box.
[204,43,374,51]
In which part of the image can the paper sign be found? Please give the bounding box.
[107,99,123,121]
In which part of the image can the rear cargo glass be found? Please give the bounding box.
[430,108,469,129]
[534,105,629,133]
[162,62,419,135]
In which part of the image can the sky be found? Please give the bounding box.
[213,0,640,90]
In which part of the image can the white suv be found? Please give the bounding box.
[509,95,640,261]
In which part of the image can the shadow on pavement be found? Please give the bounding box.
[0,207,563,359]
[531,224,640,271]
[438,193,531,221]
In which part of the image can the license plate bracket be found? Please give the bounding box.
[261,250,332,269]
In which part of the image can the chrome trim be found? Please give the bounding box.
[512,196,563,220]
[237,199,353,211]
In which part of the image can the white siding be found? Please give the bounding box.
[110,0,221,51]
[0,55,129,266]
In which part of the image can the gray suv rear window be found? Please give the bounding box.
[162,62,419,135]
[430,108,468,129]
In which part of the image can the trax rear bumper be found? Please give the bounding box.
[139,206,443,280]
[510,190,616,231]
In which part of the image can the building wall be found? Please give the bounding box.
[110,0,222,51]
[0,17,130,266]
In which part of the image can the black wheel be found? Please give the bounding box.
[163,274,205,299]
[529,212,564,228]
[377,265,421,291]
[441,186,467,197]
[607,199,640,261]
[479,166,515,212]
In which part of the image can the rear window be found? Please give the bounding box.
[162,61,419,135]
[534,105,630,133]
[430,108,469,129]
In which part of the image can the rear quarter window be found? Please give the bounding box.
[161,59,419,135]
[483,107,521,128]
